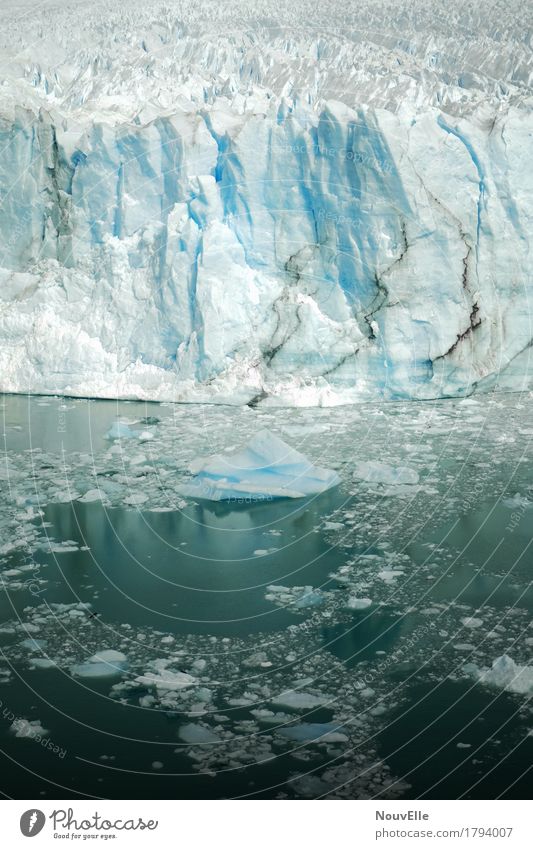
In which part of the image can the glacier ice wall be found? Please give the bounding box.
[0,0,532,405]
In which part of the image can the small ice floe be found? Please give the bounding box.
[44,539,81,552]
[106,421,137,440]
[353,460,419,494]
[503,493,532,509]
[138,431,155,442]
[461,616,483,629]
[77,489,108,504]
[135,670,197,695]
[270,689,333,710]
[468,655,533,695]
[251,709,294,725]
[346,597,372,610]
[277,722,348,743]
[71,649,128,678]
[265,584,324,609]
[31,658,57,669]
[178,429,340,501]
[10,718,49,739]
[178,724,221,744]
[20,638,47,650]
[123,493,148,506]
[377,569,405,582]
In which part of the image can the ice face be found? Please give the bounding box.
[0,1,531,406]
[178,429,340,500]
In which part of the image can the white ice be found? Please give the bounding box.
[71,649,128,678]
[10,719,49,739]
[277,722,348,743]
[179,430,340,501]
[471,655,533,696]
[178,724,222,744]
[353,461,419,486]
[0,0,531,407]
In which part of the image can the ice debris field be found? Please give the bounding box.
[1,391,532,797]
[0,0,532,406]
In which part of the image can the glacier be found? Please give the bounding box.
[0,0,532,406]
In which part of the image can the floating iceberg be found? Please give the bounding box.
[470,655,533,696]
[179,430,340,501]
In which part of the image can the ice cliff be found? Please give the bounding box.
[0,0,532,405]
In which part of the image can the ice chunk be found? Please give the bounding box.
[354,460,419,485]
[461,617,483,629]
[178,724,221,744]
[471,655,533,695]
[179,429,340,501]
[31,658,57,669]
[277,722,348,743]
[77,489,108,504]
[503,494,532,509]
[90,650,127,663]
[71,649,128,678]
[346,597,372,610]
[10,719,49,739]
[135,670,197,694]
[106,422,136,440]
[271,690,333,710]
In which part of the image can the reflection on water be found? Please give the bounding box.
[1,490,347,636]
[408,502,533,612]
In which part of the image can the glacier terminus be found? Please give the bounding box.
[0,0,531,406]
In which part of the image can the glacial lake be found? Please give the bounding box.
[0,392,532,799]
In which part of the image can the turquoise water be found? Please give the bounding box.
[1,392,532,799]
